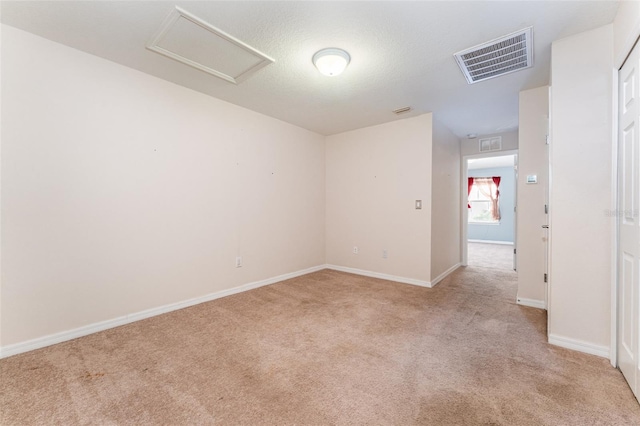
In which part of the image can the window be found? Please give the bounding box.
[468,177,501,224]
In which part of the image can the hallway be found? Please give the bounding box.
[467,242,514,271]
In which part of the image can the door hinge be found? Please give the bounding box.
[544,273,548,283]
[514,248,517,255]
[544,204,548,214]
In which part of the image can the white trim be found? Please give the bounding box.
[516,297,546,310]
[548,334,610,359]
[467,239,514,245]
[611,63,620,368]
[463,149,520,162]
[325,264,431,288]
[430,263,461,287]
[0,265,325,359]
[547,86,553,339]
[462,159,468,266]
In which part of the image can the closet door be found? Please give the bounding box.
[618,38,640,401]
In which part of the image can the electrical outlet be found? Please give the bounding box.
[383,249,388,259]
[353,246,359,254]
[235,256,242,268]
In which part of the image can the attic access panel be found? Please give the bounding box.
[147,6,275,84]
[454,27,533,84]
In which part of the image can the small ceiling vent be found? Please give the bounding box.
[454,27,533,84]
[393,106,412,115]
[479,136,502,152]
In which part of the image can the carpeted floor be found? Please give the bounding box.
[467,242,514,270]
[1,268,638,425]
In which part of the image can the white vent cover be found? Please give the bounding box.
[454,27,533,84]
[147,6,274,84]
[393,106,412,115]
[479,136,502,152]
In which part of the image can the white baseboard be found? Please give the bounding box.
[430,263,461,287]
[326,264,431,288]
[516,297,546,310]
[0,265,326,359]
[468,239,514,245]
[548,334,610,358]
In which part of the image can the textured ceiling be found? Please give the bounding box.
[0,1,620,137]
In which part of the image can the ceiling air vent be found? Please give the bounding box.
[454,27,533,84]
[479,136,502,152]
[393,106,412,115]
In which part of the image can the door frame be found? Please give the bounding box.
[613,34,640,369]
[461,149,519,266]
[611,58,620,369]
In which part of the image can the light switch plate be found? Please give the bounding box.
[415,200,422,209]
[526,175,537,184]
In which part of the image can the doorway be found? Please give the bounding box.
[616,36,639,401]
[462,151,518,271]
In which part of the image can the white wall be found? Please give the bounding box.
[325,114,432,283]
[431,119,460,282]
[517,86,549,307]
[460,131,518,157]
[613,1,640,67]
[549,25,614,354]
[1,25,326,348]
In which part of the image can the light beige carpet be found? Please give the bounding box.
[467,242,515,270]
[1,268,638,425]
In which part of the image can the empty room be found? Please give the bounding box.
[1,1,640,424]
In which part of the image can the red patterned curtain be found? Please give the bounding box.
[472,177,501,220]
[491,177,501,220]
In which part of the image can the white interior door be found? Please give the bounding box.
[618,39,640,401]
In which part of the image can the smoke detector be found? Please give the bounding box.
[454,27,533,84]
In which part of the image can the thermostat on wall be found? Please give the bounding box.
[526,175,538,184]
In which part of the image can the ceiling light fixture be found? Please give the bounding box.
[312,48,350,76]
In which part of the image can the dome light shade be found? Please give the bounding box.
[312,48,350,76]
